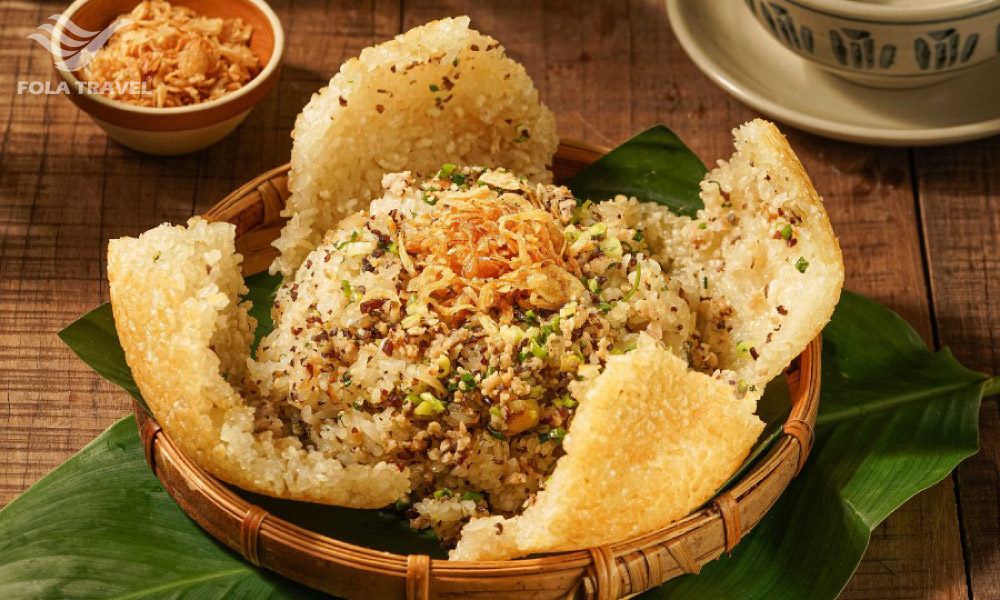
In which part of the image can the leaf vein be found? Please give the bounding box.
[104,567,251,600]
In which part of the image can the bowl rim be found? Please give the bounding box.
[52,0,285,116]
[671,0,1000,145]
[777,0,1000,23]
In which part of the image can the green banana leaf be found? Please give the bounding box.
[4,125,993,599]
[644,291,992,599]
[57,302,146,412]
[566,125,706,217]
[244,271,283,353]
[0,417,328,600]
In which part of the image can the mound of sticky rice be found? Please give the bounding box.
[247,165,699,542]
[108,119,843,561]
[273,16,558,278]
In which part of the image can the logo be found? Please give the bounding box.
[26,13,133,71]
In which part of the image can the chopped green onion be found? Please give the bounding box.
[633,229,644,242]
[429,84,440,92]
[335,231,359,249]
[587,222,607,238]
[414,394,447,416]
[598,302,614,312]
[539,428,567,443]
[610,341,638,356]
[486,426,507,440]
[554,395,578,409]
[433,489,453,499]
[702,276,708,289]
[520,310,539,326]
[795,257,809,273]
[737,379,749,393]
[559,304,576,320]
[438,163,455,178]
[341,280,353,299]
[352,400,363,410]
[342,371,352,386]
[422,190,438,205]
[405,394,421,404]
[394,498,411,510]
[599,237,623,259]
[735,340,755,357]
[434,355,452,376]
[452,172,467,186]
[587,278,600,294]
[388,242,399,256]
[452,58,459,67]
[779,224,793,240]
[529,339,548,359]
[621,262,642,302]
[698,222,708,230]
[461,490,484,502]
[459,372,477,391]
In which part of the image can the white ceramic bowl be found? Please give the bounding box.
[53,0,284,155]
[745,0,1000,88]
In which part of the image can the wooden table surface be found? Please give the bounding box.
[1,1,998,598]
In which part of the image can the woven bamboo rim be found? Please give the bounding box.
[134,139,822,599]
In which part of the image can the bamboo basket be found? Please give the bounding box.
[134,139,820,600]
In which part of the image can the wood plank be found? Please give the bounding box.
[0,0,401,507]
[0,0,122,507]
[0,1,981,598]
[402,0,635,146]
[916,139,1000,600]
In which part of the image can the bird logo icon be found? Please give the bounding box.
[26,13,133,72]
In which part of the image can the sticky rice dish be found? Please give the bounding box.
[106,17,843,561]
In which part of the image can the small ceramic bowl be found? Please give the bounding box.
[745,0,1000,88]
[52,0,283,155]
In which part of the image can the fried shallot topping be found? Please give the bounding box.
[400,183,584,324]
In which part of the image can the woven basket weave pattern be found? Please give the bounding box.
[137,140,821,600]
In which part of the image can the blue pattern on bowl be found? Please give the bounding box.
[830,28,898,69]
[745,0,1000,87]
[757,1,816,53]
[914,29,980,69]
